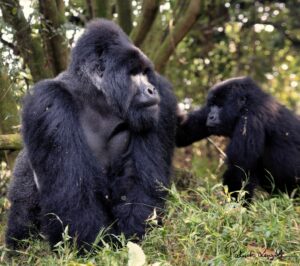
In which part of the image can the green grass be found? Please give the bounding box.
[0,157,300,265]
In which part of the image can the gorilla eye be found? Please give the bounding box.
[209,97,222,107]
[238,96,247,106]
[143,68,151,75]
[130,67,140,75]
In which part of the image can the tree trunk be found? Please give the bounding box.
[94,0,110,18]
[0,0,52,81]
[116,0,132,34]
[39,0,69,75]
[130,0,160,47]
[0,70,20,169]
[86,0,111,19]
[153,0,202,73]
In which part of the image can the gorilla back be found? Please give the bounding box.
[6,19,177,250]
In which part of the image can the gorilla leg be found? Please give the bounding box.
[42,200,115,250]
[223,165,258,202]
[6,200,40,249]
[109,171,162,239]
[112,187,162,239]
[6,150,40,248]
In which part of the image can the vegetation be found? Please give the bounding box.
[1,160,300,265]
[1,0,300,265]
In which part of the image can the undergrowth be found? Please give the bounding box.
[0,155,299,265]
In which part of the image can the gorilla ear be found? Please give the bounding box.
[238,95,247,109]
[238,95,247,107]
[232,82,247,108]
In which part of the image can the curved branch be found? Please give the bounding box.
[130,0,160,47]
[153,0,202,73]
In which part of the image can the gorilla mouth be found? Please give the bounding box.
[207,125,221,133]
[206,122,221,130]
[207,125,230,136]
[139,98,160,108]
[206,122,218,128]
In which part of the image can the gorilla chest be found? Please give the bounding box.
[79,106,130,170]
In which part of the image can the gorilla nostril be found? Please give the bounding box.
[147,88,154,95]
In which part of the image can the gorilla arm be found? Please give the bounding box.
[227,114,265,169]
[176,106,211,147]
[22,80,112,247]
[224,114,265,200]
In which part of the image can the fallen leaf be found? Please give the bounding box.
[127,241,146,266]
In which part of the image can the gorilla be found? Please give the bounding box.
[177,77,300,201]
[6,19,177,250]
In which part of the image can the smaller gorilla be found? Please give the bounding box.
[177,77,300,201]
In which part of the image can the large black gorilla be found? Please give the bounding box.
[177,77,300,201]
[6,19,177,250]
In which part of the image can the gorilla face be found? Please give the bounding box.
[101,46,160,132]
[205,78,248,137]
[70,20,160,132]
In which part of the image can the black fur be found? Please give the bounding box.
[6,19,177,250]
[177,77,300,201]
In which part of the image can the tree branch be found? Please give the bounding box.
[243,20,300,48]
[85,0,95,19]
[130,0,160,47]
[0,33,18,52]
[0,70,20,168]
[0,134,22,151]
[94,0,110,18]
[39,0,69,75]
[116,0,132,34]
[85,0,111,20]
[153,0,202,73]
[0,0,52,81]
[0,71,19,133]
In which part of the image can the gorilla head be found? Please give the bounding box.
[205,77,260,136]
[69,20,160,132]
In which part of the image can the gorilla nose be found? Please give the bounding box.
[145,86,156,96]
[138,86,159,107]
[208,114,216,121]
[206,112,220,127]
